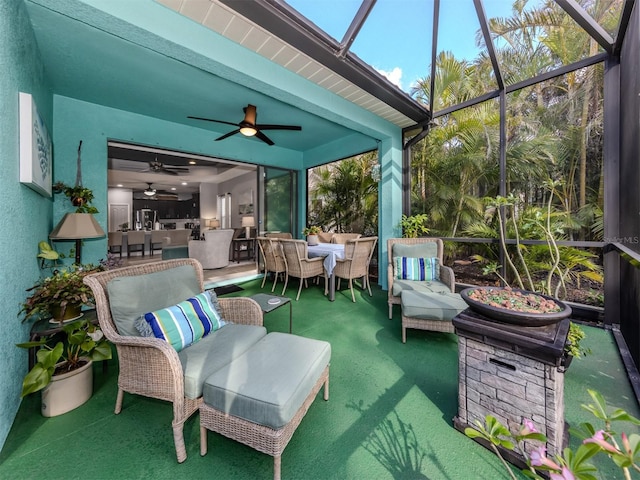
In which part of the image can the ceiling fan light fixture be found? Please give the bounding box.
[144,183,156,196]
[239,125,257,136]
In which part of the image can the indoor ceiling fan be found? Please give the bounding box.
[188,104,302,146]
[142,157,189,175]
[143,183,156,196]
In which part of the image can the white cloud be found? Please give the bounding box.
[376,67,403,90]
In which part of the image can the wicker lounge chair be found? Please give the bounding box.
[387,237,455,319]
[83,258,263,463]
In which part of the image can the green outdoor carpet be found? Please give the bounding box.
[1,278,638,479]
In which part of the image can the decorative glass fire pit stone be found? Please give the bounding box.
[460,287,572,326]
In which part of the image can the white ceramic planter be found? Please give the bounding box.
[41,359,93,417]
[307,234,319,246]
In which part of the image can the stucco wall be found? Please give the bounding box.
[0,0,54,450]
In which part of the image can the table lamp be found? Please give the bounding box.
[242,216,255,238]
[208,218,220,230]
[50,213,105,264]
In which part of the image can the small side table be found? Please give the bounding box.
[250,293,292,333]
[232,238,255,263]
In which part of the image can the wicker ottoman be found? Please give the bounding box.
[200,332,331,480]
[400,291,468,343]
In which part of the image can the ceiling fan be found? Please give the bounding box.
[188,104,302,146]
[143,183,156,196]
[142,158,189,175]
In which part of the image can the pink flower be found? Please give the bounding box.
[529,446,561,470]
[520,418,539,435]
[550,466,576,480]
[622,432,631,455]
[529,446,546,466]
[583,430,621,454]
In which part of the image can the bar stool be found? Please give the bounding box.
[150,230,166,256]
[127,230,146,257]
[108,231,123,257]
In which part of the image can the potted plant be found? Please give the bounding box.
[302,226,322,246]
[16,319,111,416]
[19,264,99,323]
[52,181,98,214]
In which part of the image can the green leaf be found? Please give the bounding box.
[21,364,54,397]
[609,409,640,425]
[89,342,112,362]
[465,427,484,439]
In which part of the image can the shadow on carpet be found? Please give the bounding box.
[213,284,244,296]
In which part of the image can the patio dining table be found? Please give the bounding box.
[307,242,345,301]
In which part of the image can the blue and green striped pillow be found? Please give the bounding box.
[394,256,439,281]
[142,291,225,351]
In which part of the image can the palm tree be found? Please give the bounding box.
[308,152,378,235]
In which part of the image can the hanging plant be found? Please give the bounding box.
[52,141,99,214]
[53,182,98,213]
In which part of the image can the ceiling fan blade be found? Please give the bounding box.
[255,130,275,146]
[215,129,241,141]
[160,169,179,175]
[256,124,302,131]
[188,116,239,128]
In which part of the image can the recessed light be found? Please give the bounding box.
[189,160,196,165]
[181,182,187,185]
[171,187,176,191]
[117,184,123,187]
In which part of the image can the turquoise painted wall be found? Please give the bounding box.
[0,0,54,450]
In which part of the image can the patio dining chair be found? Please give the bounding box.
[280,239,326,301]
[334,236,378,302]
[257,236,287,292]
[265,232,293,239]
[331,233,361,244]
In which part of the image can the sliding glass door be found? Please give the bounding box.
[258,166,297,237]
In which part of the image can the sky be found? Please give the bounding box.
[285,0,524,93]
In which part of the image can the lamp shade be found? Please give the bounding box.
[209,218,220,229]
[241,216,255,228]
[50,213,105,240]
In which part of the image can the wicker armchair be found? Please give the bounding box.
[331,233,361,244]
[334,236,378,302]
[83,259,263,463]
[280,239,326,300]
[257,237,287,292]
[387,237,455,319]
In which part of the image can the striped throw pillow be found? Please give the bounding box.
[394,257,439,281]
[142,291,225,351]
